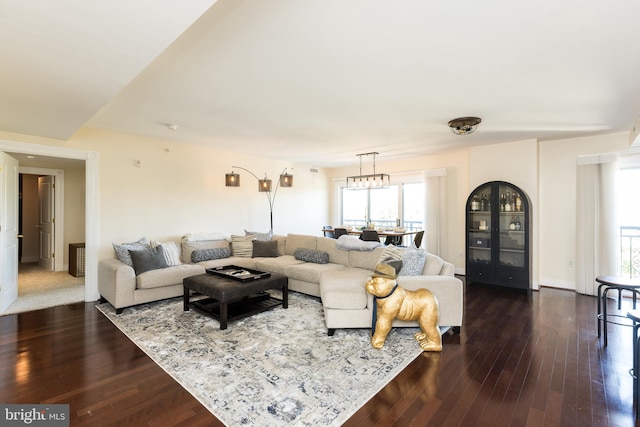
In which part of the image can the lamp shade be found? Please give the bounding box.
[259,179,272,192]
[279,172,293,187]
[225,172,240,187]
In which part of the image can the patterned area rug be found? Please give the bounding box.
[96,291,427,426]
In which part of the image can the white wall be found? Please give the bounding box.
[469,139,539,288]
[69,128,330,260]
[2,126,635,295]
[539,132,629,289]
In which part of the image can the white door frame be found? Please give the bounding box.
[21,167,65,272]
[0,140,99,302]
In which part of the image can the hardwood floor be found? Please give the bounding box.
[0,282,637,426]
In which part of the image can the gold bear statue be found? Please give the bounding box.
[365,263,442,352]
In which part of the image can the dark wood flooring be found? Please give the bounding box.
[0,282,637,426]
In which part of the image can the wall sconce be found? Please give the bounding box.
[225,166,293,231]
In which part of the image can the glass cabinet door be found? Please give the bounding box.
[467,183,492,266]
[497,183,525,268]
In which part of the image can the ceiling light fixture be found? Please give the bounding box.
[448,117,482,135]
[346,152,390,190]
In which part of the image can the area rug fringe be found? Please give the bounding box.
[96,292,426,426]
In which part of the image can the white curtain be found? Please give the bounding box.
[424,173,447,257]
[576,157,619,295]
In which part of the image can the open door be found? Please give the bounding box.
[38,175,54,271]
[0,152,19,313]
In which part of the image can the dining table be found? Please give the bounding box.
[323,228,421,244]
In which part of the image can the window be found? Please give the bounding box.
[618,168,640,277]
[340,182,424,231]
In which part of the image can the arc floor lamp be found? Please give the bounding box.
[225,166,293,232]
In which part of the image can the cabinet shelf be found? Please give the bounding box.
[466,181,530,292]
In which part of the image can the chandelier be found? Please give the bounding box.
[346,152,390,190]
[448,117,482,135]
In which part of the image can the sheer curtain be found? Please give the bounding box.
[424,170,447,257]
[576,156,619,295]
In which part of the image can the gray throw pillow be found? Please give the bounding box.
[294,248,330,264]
[128,246,168,275]
[252,240,279,258]
[399,245,427,276]
[113,237,149,266]
[191,247,231,263]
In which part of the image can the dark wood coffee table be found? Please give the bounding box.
[183,269,288,329]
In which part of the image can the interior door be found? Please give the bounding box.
[38,175,54,271]
[0,152,19,313]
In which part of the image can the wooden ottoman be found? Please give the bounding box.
[183,269,288,330]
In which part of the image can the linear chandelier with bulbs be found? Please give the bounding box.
[346,152,390,190]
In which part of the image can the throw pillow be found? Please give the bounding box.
[399,245,427,276]
[150,240,181,266]
[377,244,405,265]
[252,240,279,258]
[113,237,149,266]
[245,229,273,241]
[191,247,231,263]
[231,235,255,257]
[128,245,168,275]
[294,248,330,264]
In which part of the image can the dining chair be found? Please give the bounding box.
[334,228,348,239]
[322,226,335,238]
[414,231,424,248]
[360,229,380,242]
[384,235,403,246]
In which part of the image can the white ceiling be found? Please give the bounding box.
[3,0,640,167]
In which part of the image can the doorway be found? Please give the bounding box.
[13,171,85,314]
[0,140,98,314]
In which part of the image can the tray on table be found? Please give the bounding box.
[205,265,271,282]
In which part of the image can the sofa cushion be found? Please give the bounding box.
[245,229,273,241]
[136,264,205,289]
[316,237,350,266]
[150,240,181,266]
[294,248,330,264]
[181,239,229,264]
[254,255,304,275]
[399,245,426,276]
[422,252,446,275]
[349,247,384,270]
[183,232,228,242]
[252,240,279,258]
[336,235,381,251]
[377,244,405,264]
[231,235,255,258]
[113,237,149,266]
[129,246,168,275]
[284,234,317,256]
[191,247,231,263]
[320,268,371,310]
[284,262,346,284]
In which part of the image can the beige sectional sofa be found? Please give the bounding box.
[98,233,464,334]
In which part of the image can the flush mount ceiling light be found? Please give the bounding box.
[448,117,482,135]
